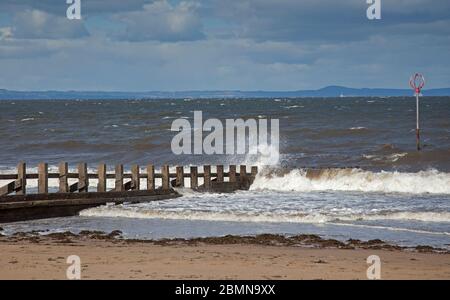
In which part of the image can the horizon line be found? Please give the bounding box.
[2,85,450,93]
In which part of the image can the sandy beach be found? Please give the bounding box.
[1,231,449,280]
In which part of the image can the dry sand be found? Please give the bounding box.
[0,232,449,280]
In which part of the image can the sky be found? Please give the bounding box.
[0,0,449,91]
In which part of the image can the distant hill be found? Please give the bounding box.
[1,86,449,100]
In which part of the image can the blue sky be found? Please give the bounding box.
[0,0,449,91]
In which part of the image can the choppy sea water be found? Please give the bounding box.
[0,97,449,248]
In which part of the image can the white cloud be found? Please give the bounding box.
[10,9,89,39]
[0,27,13,40]
[0,0,152,15]
[115,0,205,42]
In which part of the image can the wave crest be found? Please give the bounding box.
[250,168,450,194]
[80,206,450,227]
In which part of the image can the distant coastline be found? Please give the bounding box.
[1,86,450,100]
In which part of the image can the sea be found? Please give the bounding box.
[0,97,449,248]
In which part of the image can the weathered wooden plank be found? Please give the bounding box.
[0,171,232,180]
[229,165,236,183]
[58,162,68,193]
[78,163,88,193]
[216,165,224,183]
[97,163,107,192]
[69,182,78,193]
[176,166,184,187]
[161,165,170,190]
[0,188,179,203]
[0,190,182,223]
[0,180,22,196]
[240,165,247,182]
[147,164,155,191]
[190,166,198,189]
[0,182,13,196]
[115,164,124,192]
[204,165,211,188]
[17,162,26,195]
[131,165,140,190]
[38,163,48,194]
[123,181,132,191]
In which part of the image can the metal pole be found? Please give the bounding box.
[416,92,420,151]
[410,73,424,151]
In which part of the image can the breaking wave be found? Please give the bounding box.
[80,206,450,229]
[250,168,450,194]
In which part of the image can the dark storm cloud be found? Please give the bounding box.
[202,0,450,42]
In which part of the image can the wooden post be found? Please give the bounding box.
[204,165,211,188]
[97,163,107,192]
[115,164,124,192]
[190,166,198,189]
[78,163,88,193]
[131,164,140,190]
[251,166,258,177]
[161,165,170,190]
[38,162,48,194]
[229,165,236,183]
[216,165,224,183]
[240,165,247,182]
[176,166,184,187]
[58,162,68,193]
[17,162,26,195]
[147,164,155,191]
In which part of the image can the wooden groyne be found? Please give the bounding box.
[0,162,258,223]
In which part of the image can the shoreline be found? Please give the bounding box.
[1,230,449,279]
[2,230,449,253]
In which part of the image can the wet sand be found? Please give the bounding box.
[1,231,449,280]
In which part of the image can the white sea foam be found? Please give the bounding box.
[250,168,450,194]
[79,207,327,223]
[242,144,280,167]
[363,153,408,162]
[349,126,367,130]
[80,205,450,228]
[283,105,303,109]
[388,153,408,162]
[20,118,35,122]
[357,211,450,223]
